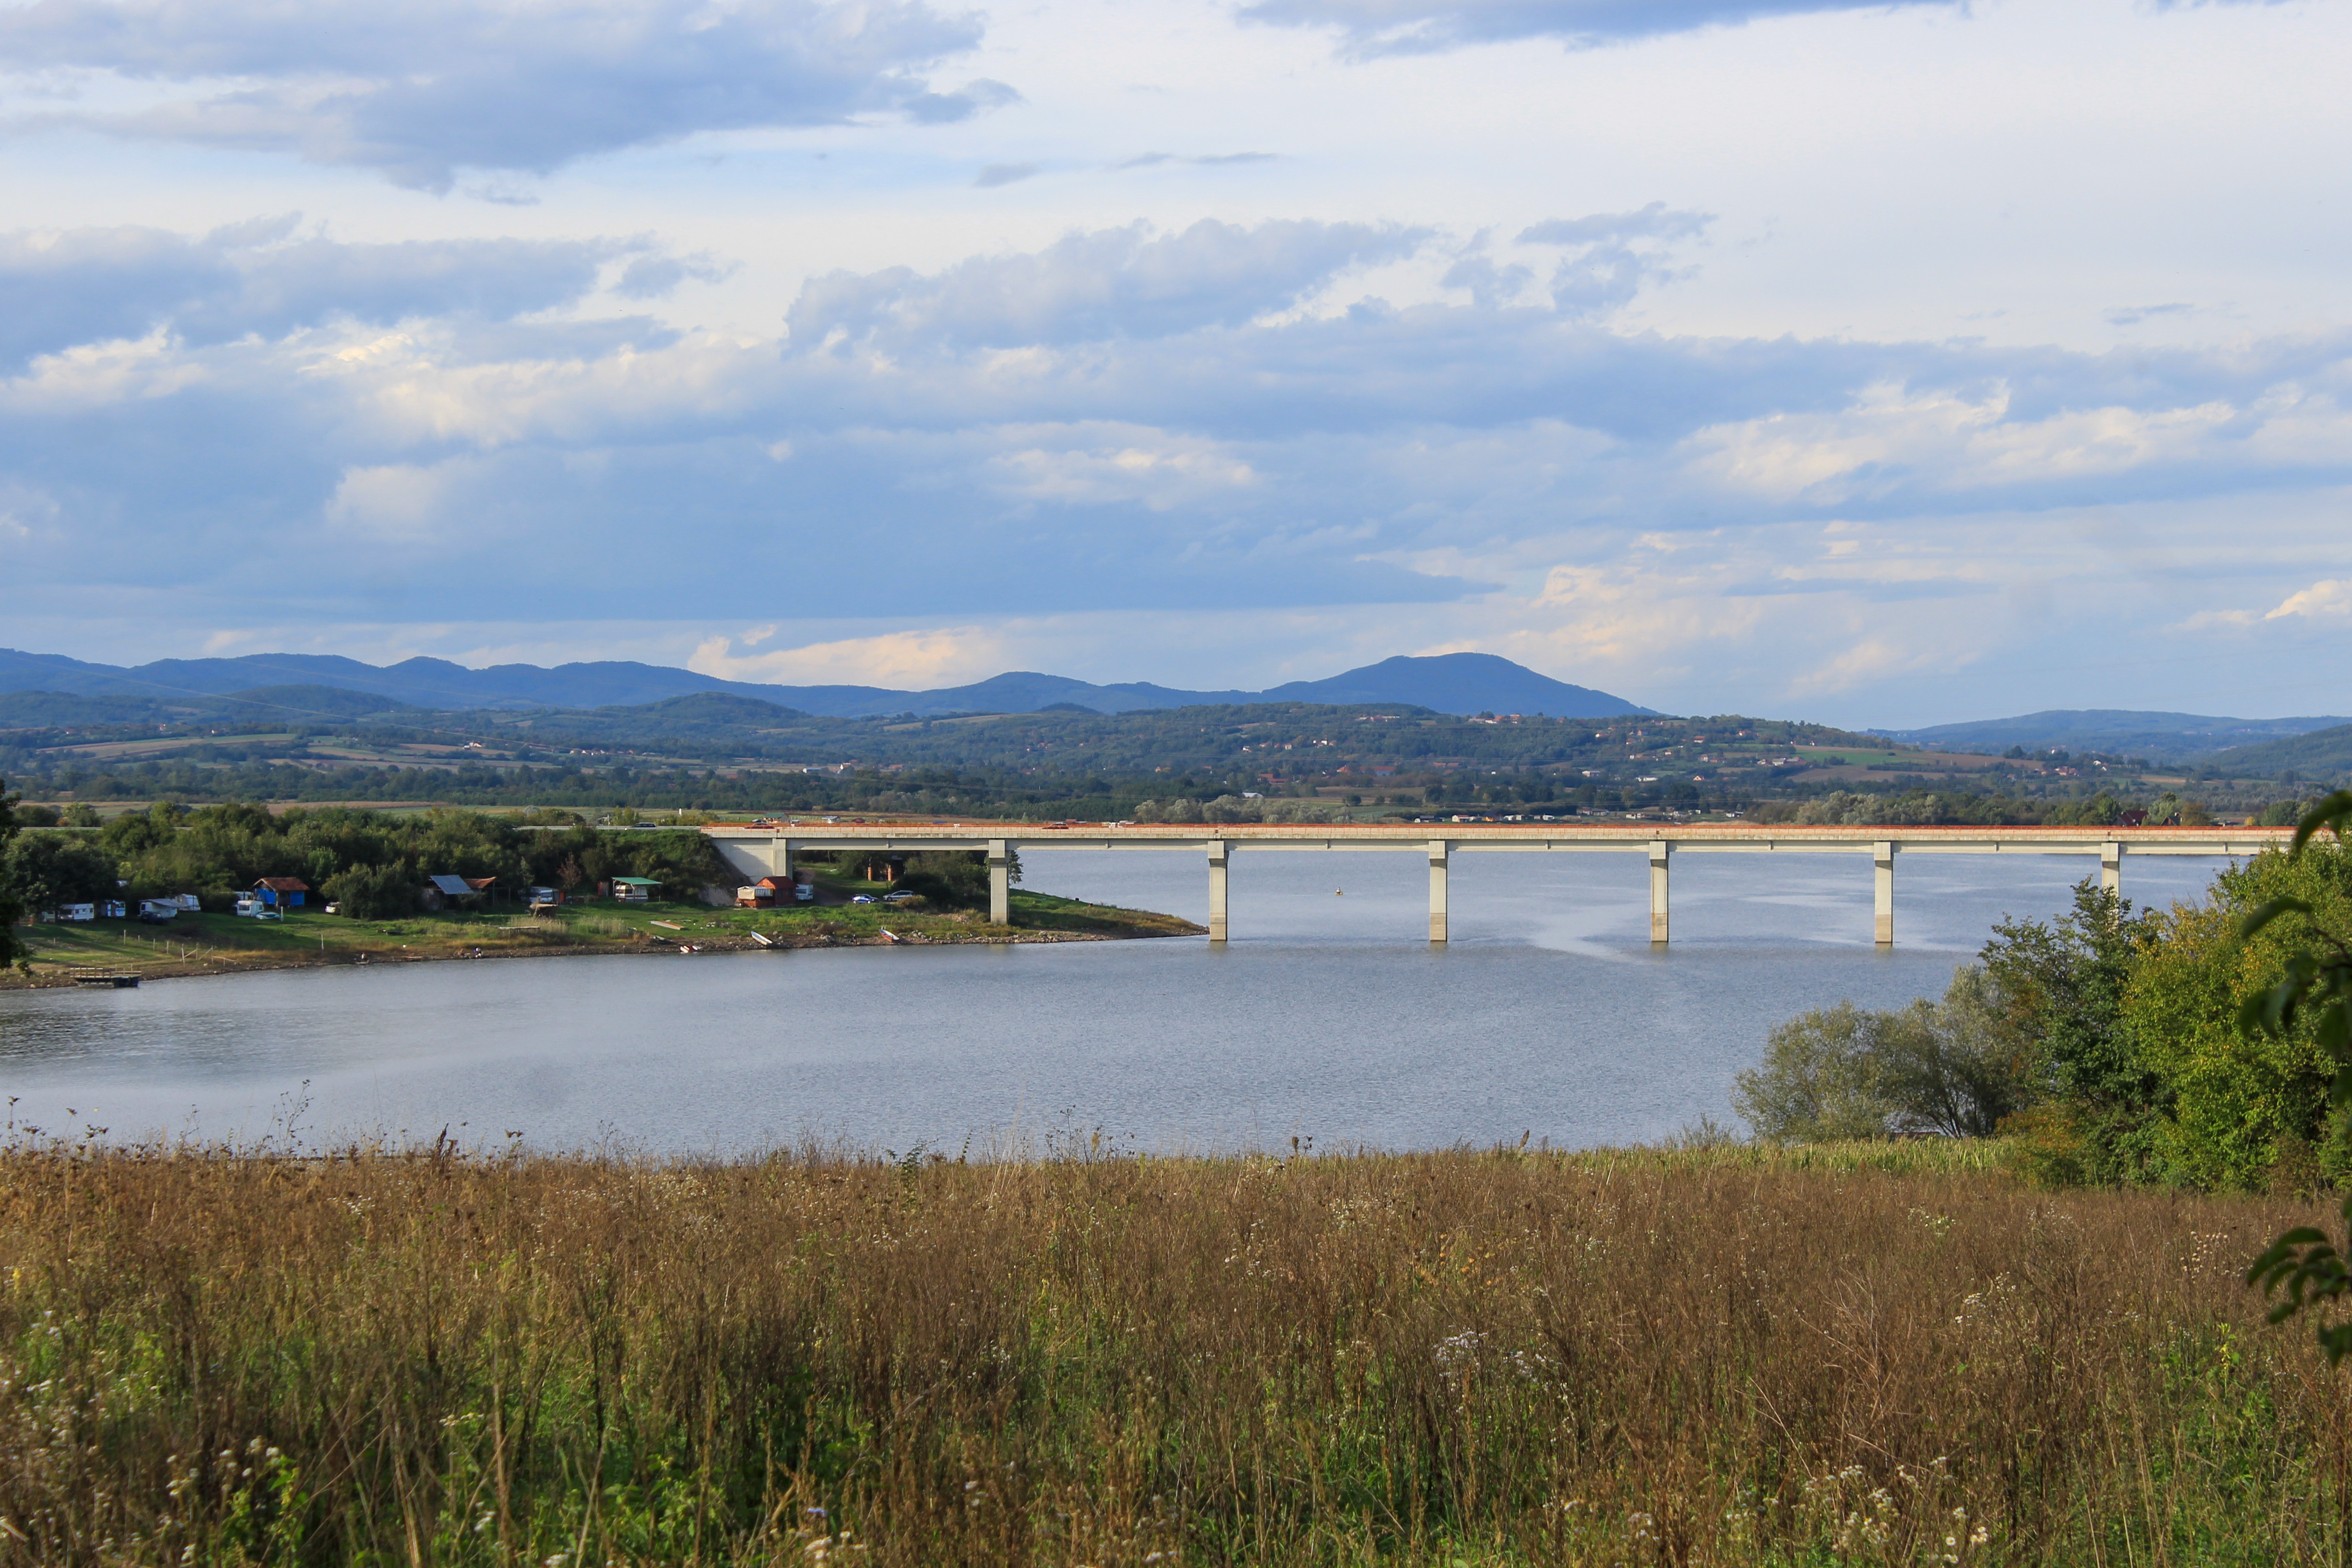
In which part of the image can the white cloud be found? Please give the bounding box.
[2265,579,2352,622]
[1236,0,1956,55]
[0,0,999,190]
[786,218,1431,351]
[986,426,1259,509]
[690,626,1013,688]
[0,219,662,368]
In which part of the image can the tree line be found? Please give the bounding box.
[0,790,736,934]
[1737,839,2352,1193]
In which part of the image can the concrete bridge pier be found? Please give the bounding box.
[988,839,1011,925]
[1875,841,1896,947]
[1207,840,1230,943]
[2102,841,2124,897]
[1649,841,1671,944]
[1428,840,1450,944]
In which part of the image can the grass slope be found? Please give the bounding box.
[0,1142,2339,1564]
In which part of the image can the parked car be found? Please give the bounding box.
[881,891,916,905]
[794,884,815,902]
[851,895,876,904]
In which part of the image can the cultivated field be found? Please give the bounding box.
[0,1139,2341,1565]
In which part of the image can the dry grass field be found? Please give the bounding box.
[0,1138,2344,1565]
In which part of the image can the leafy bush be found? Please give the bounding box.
[2120,839,2352,1191]
[321,861,419,920]
[0,781,22,961]
[2,830,121,911]
[1978,881,2165,1183]
[1735,966,2037,1141]
[897,850,987,908]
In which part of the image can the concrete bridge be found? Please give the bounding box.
[703,822,2290,946]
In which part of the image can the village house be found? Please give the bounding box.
[420,875,490,911]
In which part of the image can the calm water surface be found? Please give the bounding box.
[0,849,2240,1153]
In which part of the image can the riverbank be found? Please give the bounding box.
[1,888,1204,989]
[0,1137,2336,1565]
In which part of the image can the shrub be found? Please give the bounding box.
[1736,966,2038,1141]
[2120,840,2352,1191]
[1,830,120,911]
[321,861,418,920]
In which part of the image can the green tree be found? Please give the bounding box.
[0,780,21,962]
[3,832,121,913]
[2121,842,2352,1192]
[2238,793,2352,1358]
[1734,966,2036,1142]
[1734,1000,1901,1141]
[321,861,419,920]
[1979,880,2163,1182]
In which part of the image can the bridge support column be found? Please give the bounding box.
[1428,840,1450,944]
[1207,840,1230,943]
[987,840,1011,925]
[1874,841,1895,947]
[1649,841,1671,944]
[2102,841,2123,898]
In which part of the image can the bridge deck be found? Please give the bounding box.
[704,822,2288,856]
[702,822,2287,946]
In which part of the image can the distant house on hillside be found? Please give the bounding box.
[251,877,310,908]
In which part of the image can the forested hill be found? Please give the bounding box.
[0,648,1651,720]
[1,694,1900,816]
[2204,723,2352,781]
[1885,708,2351,759]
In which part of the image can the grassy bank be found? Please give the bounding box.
[1,885,1202,989]
[0,1140,2345,1565]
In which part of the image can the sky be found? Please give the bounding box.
[2,0,2349,727]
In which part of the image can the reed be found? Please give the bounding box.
[0,1139,2344,1565]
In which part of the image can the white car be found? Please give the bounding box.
[851,894,876,904]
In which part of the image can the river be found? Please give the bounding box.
[0,848,2241,1154]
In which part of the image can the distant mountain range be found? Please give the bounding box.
[0,648,1655,721]
[1881,709,2352,760]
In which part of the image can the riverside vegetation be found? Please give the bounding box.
[1,1134,2348,1567]
[0,793,1197,984]
[1736,832,2352,1196]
